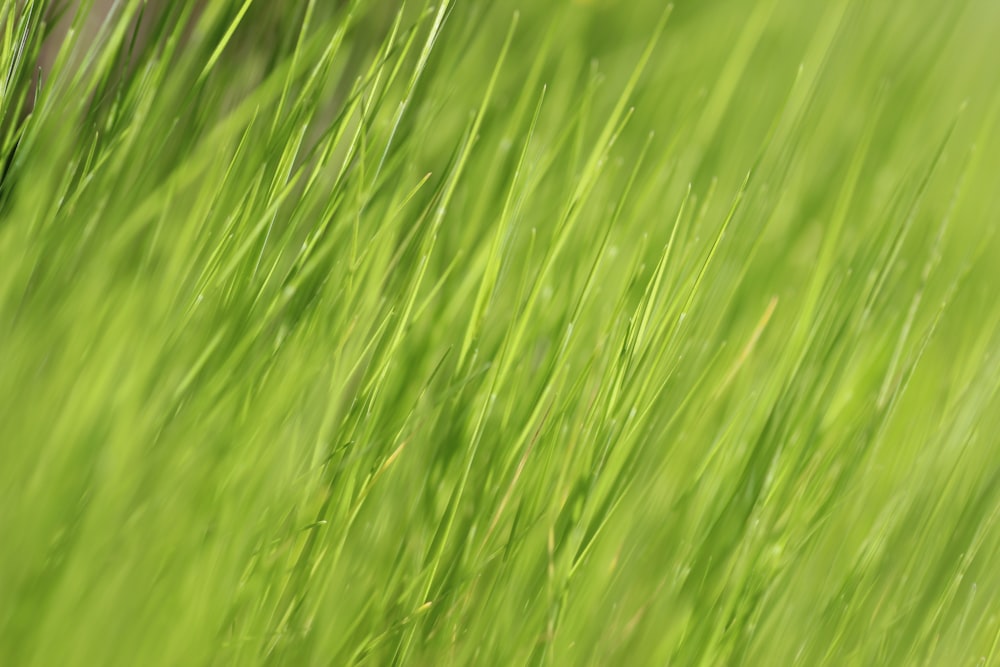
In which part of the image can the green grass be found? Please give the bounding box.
[2,0,1000,664]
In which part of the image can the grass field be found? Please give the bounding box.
[2,0,1000,664]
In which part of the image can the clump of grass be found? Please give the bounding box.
[2,0,1000,664]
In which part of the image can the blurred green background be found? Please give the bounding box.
[2,0,1000,664]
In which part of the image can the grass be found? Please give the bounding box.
[2,0,1000,664]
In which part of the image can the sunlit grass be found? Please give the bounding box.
[2,0,1000,664]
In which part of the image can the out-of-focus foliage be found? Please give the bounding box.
[1,0,999,664]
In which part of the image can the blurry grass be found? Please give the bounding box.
[2,0,1000,664]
